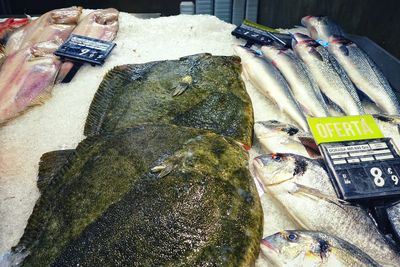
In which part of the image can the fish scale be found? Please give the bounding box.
[261,45,330,118]
[253,154,400,266]
[292,33,364,115]
[328,36,400,115]
[234,45,309,132]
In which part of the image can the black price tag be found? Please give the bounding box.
[320,138,400,201]
[231,20,292,48]
[54,34,116,65]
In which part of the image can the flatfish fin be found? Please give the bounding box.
[84,62,157,136]
[37,149,75,193]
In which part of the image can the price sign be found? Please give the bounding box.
[309,116,400,202]
[320,138,400,201]
[231,20,291,47]
[54,34,116,65]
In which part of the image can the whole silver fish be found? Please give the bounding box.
[328,35,400,115]
[234,45,309,132]
[254,120,319,158]
[261,230,379,267]
[292,33,364,115]
[301,15,344,43]
[261,45,330,117]
[253,153,400,266]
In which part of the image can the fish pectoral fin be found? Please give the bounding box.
[172,75,193,96]
[30,91,52,106]
[172,83,189,96]
[290,182,348,206]
[151,164,174,178]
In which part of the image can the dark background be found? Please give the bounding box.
[0,0,399,58]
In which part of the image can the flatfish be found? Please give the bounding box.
[10,123,262,266]
[84,53,254,145]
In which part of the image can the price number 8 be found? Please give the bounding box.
[370,167,385,187]
[370,167,399,187]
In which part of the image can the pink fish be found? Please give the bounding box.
[57,8,119,82]
[5,6,82,55]
[0,41,61,124]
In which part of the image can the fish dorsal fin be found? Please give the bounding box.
[84,62,157,136]
[37,149,75,193]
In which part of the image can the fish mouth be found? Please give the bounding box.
[301,15,312,25]
[261,238,279,253]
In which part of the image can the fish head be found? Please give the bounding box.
[233,45,260,80]
[261,231,330,265]
[49,6,83,25]
[328,35,355,56]
[93,8,119,25]
[253,153,309,186]
[261,45,288,58]
[255,121,299,139]
[292,33,323,61]
[291,33,319,49]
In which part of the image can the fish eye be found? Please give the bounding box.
[272,154,282,161]
[287,233,298,242]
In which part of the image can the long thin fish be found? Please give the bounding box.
[301,15,344,43]
[0,41,61,124]
[261,45,330,117]
[5,6,82,55]
[56,8,119,82]
[292,33,364,115]
[328,35,400,115]
[234,45,309,132]
[253,153,400,266]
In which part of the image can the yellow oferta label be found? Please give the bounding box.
[308,115,384,144]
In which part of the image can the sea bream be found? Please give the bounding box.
[253,153,400,266]
[292,33,364,115]
[0,40,61,124]
[56,8,119,82]
[328,35,400,115]
[261,230,379,267]
[254,121,319,159]
[261,45,330,117]
[301,15,344,43]
[5,6,82,55]
[234,45,309,132]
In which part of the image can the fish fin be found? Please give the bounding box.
[172,83,189,96]
[338,45,349,56]
[307,47,323,61]
[29,91,52,106]
[290,182,349,207]
[151,164,173,178]
[298,136,321,158]
[84,62,157,136]
[172,75,193,96]
[37,149,75,193]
